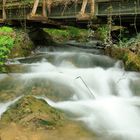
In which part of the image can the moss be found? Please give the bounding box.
[9,29,34,58]
[1,96,64,129]
[105,47,140,71]
[44,26,88,43]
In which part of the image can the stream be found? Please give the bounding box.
[0,46,140,140]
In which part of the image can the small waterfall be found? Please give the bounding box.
[1,50,140,140]
[0,96,22,118]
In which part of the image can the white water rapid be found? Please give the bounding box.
[1,50,140,140]
[0,96,22,118]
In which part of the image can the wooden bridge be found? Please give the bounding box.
[0,0,140,25]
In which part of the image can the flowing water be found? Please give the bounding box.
[0,47,140,140]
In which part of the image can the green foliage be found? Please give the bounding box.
[118,33,140,48]
[0,26,13,33]
[44,26,88,42]
[67,26,80,38]
[0,27,15,72]
[45,28,69,39]
[96,25,109,42]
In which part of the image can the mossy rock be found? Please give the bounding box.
[44,26,89,43]
[124,51,140,71]
[9,29,34,58]
[1,96,64,129]
[105,47,140,71]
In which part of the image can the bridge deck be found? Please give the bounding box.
[0,0,140,24]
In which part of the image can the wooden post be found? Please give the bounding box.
[42,0,47,17]
[2,0,6,20]
[90,0,95,16]
[47,0,52,15]
[31,0,39,16]
[80,0,88,15]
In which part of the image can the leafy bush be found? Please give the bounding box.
[0,27,15,72]
[96,25,109,42]
[0,26,14,33]
[118,33,140,48]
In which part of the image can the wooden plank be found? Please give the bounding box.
[27,15,48,21]
[96,0,122,2]
[0,18,4,23]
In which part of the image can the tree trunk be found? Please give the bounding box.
[31,0,39,16]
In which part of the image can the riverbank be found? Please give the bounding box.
[104,32,140,71]
[0,26,89,72]
[0,26,34,72]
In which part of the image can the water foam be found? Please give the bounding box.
[2,51,140,140]
[0,96,22,118]
[29,52,140,140]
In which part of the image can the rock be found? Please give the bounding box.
[28,28,55,46]
[0,96,64,129]
[66,40,104,49]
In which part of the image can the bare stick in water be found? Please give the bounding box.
[75,76,95,99]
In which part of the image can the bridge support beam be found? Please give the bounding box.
[80,0,88,16]
[30,0,47,19]
[46,0,52,15]
[42,0,47,17]
[31,0,39,16]
[2,0,7,20]
[90,0,95,16]
[77,0,95,20]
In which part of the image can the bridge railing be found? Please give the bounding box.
[0,0,33,20]
[96,0,140,16]
[48,2,91,19]
[48,1,91,18]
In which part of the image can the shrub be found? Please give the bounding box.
[96,25,109,42]
[0,27,15,72]
[0,26,13,33]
